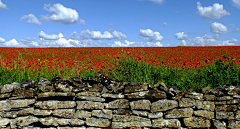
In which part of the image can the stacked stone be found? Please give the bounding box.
[0,73,240,129]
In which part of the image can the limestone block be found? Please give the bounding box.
[228,120,240,128]
[74,110,92,119]
[0,83,20,93]
[35,101,76,109]
[130,99,151,110]
[92,109,112,119]
[216,96,233,100]
[0,118,10,126]
[132,110,149,117]
[148,112,163,118]
[76,101,104,110]
[112,121,152,128]
[203,94,216,101]
[152,118,181,128]
[215,101,226,105]
[183,117,211,128]
[76,96,105,102]
[101,93,125,98]
[151,100,178,112]
[195,100,215,111]
[216,111,235,119]
[57,118,85,126]
[226,98,240,104]
[76,91,101,97]
[212,119,227,129]
[17,107,34,116]
[215,105,238,111]
[185,92,204,100]
[105,99,129,109]
[193,110,214,119]
[112,115,150,122]
[125,91,149,99]
[34,109,52,116]
[12,115,39,127]
[178,97,195,107]
[39,116,58,126]
[37,92,75,98]
[0,93,11,98]
[86,117,110,127]
[52,109,75,118]
[164,108,193,118]
[0,110,18,118]
[236,110,240,120]
[124,83,148,93]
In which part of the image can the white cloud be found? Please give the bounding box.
[38,31,59,40]
[228,38,239,43]
[78,29,127,40]
[228,28,240,33]
[90,31,114,40]
[231,0,240,9]
[210,22,228,34]
[40,3,80,24]
[20,14,42,26]
[79,19,86,25]
[174,32,188,40]
[79,29,114,40]
[0,0,8,9]
[0,37,5,42]
[112,31,127,39]
[113,40,164,47]
[214,34,221,39]
[149,0,164,4]
[139,29,163,42]
[186,34,239,46]
[162,22,167,25]
[197,2,230,19]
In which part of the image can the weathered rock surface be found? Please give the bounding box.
[0,73,240,128]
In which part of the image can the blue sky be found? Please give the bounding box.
[0,0,240,48]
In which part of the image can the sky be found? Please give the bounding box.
[0,0,240,48]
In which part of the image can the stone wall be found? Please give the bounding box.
[0,73,240,129]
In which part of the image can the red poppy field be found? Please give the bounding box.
[0,46,239,92]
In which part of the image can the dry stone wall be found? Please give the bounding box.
[0,73,240,129]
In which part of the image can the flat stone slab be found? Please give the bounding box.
[151,100,178,112]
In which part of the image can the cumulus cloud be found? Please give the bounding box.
[228,28,240,33]
[40,3,80,24]
[184,34,239,46]
[214,34,221,39]
[162,22,167,25]
[210,22,228,34]
[139,29,163,42]
[228,38,239,43]
[89,31,114,40]
[174,32,188,40]
[112,31,127,39]
[0,37,6,42]
[231,0,240,9]
[38,31,59,40]
[79,19,86,25]
[20,14,42,26]
[77,29,127,40]
[197,2,230,19]
[113,40,165,47]
[0,0,8,9]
